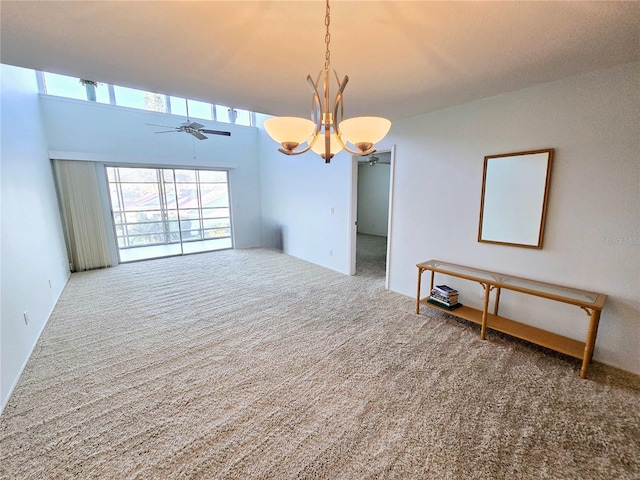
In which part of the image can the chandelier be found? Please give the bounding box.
[264,0,391,163]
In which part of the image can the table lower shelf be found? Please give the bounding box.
[419,298,586,359]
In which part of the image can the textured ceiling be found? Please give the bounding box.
[1,1,638,120]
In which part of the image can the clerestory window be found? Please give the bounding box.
[37,71,255,126]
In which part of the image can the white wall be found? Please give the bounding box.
[385,62,640,374]
[357,162,390,237]
[39,96,263,249]
[1,65,70,411]
[258,115,353,274]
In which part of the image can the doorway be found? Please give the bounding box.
[349,148,394,285]
[106,166,233,262]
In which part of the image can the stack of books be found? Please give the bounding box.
[427,284,461,310]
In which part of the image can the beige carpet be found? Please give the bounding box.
[355,233,387,279]
[1,245,639,479]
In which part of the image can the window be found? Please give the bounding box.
[234,108,252,126]
[187,99,213,120]
[113,85,167,112]
[215,105,231,123]
[42,72,110,103]
[106,166,232,262]
[37,70,256,126]
[169,96,188,116]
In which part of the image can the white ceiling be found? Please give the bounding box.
[1,1,638,121]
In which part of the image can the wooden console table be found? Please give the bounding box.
[416,260,607,378]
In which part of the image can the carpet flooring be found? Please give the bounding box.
[1,240,639,479]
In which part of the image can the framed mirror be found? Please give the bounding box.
[478,149,553,249]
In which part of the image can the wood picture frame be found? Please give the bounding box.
[478,148,553,249]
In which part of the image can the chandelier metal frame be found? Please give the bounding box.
[267,0,390,163]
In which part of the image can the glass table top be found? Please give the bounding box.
[419,260,603,306]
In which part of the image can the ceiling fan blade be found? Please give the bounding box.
[200,129,231,137]
[154,130,178,134]
[188,122,205,130]
[145,123,176,129]
[191,130,208,140]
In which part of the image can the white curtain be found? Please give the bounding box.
[53,160,112,271]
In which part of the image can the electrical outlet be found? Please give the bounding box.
[23,311,29,325]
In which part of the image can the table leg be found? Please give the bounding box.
[416,267,423,314]
[480,283,490,340]
[493,287,501,316]
[580,309,601,379]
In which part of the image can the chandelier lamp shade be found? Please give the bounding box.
[264,0,391,163]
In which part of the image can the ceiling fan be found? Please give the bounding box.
[146,120,231,140]
[358,154,390,166]
[145,101,231,140]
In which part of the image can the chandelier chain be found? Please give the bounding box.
[324,0,331,71]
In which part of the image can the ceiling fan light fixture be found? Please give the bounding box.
[265,0,391,163]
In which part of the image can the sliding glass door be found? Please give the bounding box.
[106,166,232,262]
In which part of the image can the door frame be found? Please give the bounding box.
[348,144,396,288]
